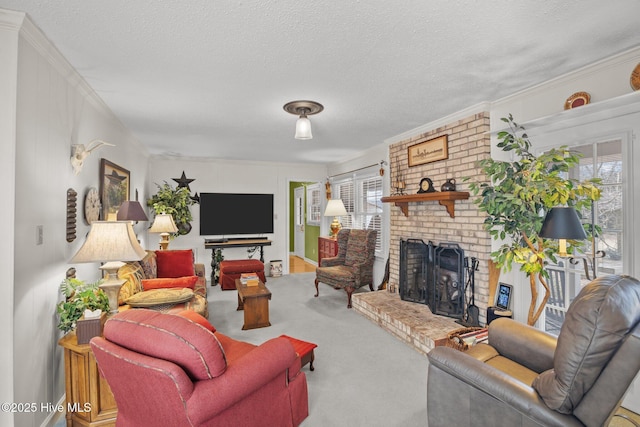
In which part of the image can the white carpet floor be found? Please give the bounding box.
[208,272,428,427]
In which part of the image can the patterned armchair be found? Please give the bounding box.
[315,228,377,308]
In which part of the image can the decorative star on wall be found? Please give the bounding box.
[191,192,200,204]
[172,171,195,191]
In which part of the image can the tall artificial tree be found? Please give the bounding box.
[468,115,601,326]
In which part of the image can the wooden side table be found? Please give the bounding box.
[59,331,117,427]
[318,236,338,266]
[235,279,272,330]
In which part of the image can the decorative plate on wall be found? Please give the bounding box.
[631,63,640,91]
[564,92,591,110]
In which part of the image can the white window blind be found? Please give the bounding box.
[332,171,383,254]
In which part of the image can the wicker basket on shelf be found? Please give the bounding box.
[445,327,485,352]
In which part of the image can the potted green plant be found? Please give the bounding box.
[213,248,224,283]
[467,114,601,326]
[56,278,110,333]
[147,182,194,235]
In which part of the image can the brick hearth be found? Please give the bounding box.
[352,291,463,355]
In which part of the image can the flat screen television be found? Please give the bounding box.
[199,193,274,236]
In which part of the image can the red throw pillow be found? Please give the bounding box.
[142,276,198,290]
[156,249,195,278]
[177,310,216,333]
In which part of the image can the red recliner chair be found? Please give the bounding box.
[91,309,308,427]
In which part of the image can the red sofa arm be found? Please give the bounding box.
[194,263,206,287]
[187,337,298,419]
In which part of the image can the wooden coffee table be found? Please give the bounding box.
[235,279,272,330]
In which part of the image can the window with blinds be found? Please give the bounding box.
[332,172,383,254]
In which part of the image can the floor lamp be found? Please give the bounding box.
[539,205,605,280]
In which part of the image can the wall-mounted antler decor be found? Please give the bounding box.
[70,140,115,175]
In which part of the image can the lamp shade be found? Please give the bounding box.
[539,207,587,240]
[295,116,312,140]
[70,221,146,263]
[116,201,148,222]
[324,199,347,217]
[148,213,178,234]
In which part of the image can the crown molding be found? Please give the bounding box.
[0,9,147,154]
[494,45,640,106]
[384,102,491,145]
[0,9,25,31]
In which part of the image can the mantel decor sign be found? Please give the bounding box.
[408,135,448,167]
[99,158,130,220]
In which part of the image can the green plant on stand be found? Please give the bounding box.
[467,114,601,326]
[56,278,110,333]
[214,248,224,283]
[147,182,194,235]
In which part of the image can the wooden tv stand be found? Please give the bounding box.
[204,238,272,284]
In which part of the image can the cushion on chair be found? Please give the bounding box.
[142,276,198,290]
[533,275,640,413]
[138,250,157,278]
[315,265,356,287]
[117,262,145,305]
[156,249,195,278]
[344,229,372,266]
[213,332,258,364]
[176,310,216,332]
[125,288,194,307]
[104,309,227,380]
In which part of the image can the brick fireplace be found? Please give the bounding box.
[353,112,493,354]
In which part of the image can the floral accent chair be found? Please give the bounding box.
[315,228,377,308]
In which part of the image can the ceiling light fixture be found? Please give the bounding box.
[283,100,324,140]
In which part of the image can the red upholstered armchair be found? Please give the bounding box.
[90,309,309,427]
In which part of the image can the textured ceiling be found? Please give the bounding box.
[3,1,640,163]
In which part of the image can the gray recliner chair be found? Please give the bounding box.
[427,274,640,427]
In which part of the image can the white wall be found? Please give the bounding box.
[146,157,326,276]
[0,11,21,427]
[3,10,150,427]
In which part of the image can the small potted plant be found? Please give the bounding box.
[56,278,110,334]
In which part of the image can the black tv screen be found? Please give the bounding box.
[199,193,274,236]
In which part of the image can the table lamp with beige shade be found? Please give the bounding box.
[324,199,348,238]
[149,213,178,250]
[70,221,146,313]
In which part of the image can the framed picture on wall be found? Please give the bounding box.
[99,158,130,220]
[408,135,448,166]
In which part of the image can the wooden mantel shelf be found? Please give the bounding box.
[381,191,470,218]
